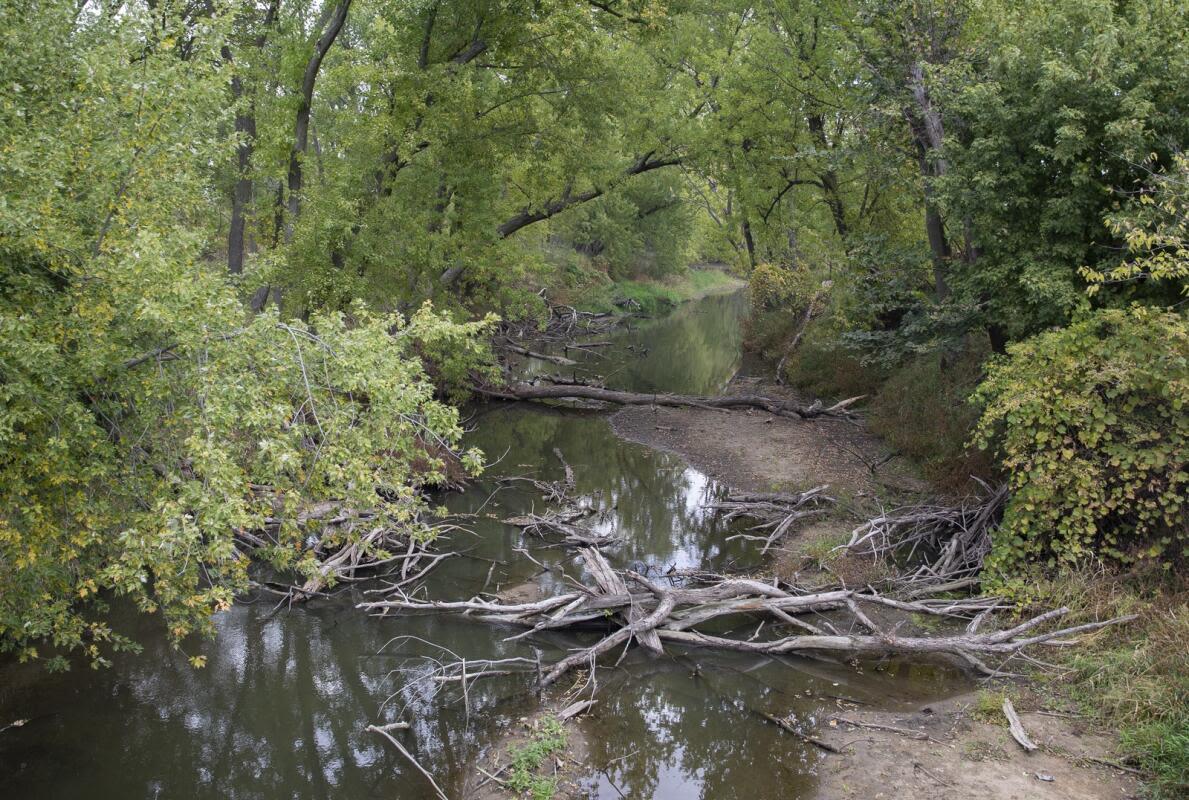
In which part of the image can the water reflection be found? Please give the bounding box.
[523,289,747,396]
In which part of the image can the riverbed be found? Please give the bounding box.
[0,291,968,800]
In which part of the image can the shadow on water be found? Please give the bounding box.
[0,289,969,799]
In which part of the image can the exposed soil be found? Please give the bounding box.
[810,692,1140,800]
[470,697,595,800]
[609,375,928,499]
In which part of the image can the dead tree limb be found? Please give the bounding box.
[358,555,1135,687]
[500,339,577,366]
[478,382,863,420]
[842,483,1008,592]
[707,485,834,554]
[1002,697,1038,752]
[366,724,449,800]
[502,511,618,548]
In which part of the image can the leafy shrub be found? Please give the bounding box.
[975,307,1189,573]
[749,261,813,311]
[868,350,994,490]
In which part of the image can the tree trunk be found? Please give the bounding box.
[479,382,862,420]
[227,70,254,275]
[742,215,757,269]
[906,61,951,302]
[224,1,278,276]
[806,113,849,241]
[284,0,352,243]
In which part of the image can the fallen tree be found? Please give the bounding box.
[478,382,863,420]
[358,548,1134,687]
[238,500,462,603]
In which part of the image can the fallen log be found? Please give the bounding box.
[358,554,1135,687]
[500,340,577,366]
[477,383,863,420]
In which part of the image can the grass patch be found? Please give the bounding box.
[571,267,741,314]
[1031,569,1189,798]
[969,689,1010,723]
[505,716,567,800]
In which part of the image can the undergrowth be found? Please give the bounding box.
[571,267,740,314]
[775,321,995,491]
[759,312,1187,797]
[1031,568,1189,798]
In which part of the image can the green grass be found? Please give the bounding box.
[1032,570,1189,798]
[505,716,567,800]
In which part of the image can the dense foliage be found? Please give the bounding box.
[0,0,489,668]
[975,308,1188,576]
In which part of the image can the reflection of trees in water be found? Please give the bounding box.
[579,657,839,800]
[459,405,744,572]
[612,291,748,396]
[0,600,538,799]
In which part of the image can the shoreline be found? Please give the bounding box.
[603,372,1142,800]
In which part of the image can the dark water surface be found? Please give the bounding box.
[0,290,967,799]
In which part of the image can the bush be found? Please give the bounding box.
[868,350,994,490]
[975,307,1189,574]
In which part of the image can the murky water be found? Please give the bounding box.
[0,290,967,799]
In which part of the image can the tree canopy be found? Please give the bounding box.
[2,0,1187,666]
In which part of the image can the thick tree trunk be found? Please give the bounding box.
[906,61,952,302]
[224,1,278,276]
[227,74,254,275]
[742,215,757,268]
[806,113,849,241]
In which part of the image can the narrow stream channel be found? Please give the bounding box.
[0,291,968,799]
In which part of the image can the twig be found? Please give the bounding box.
[1002,698,1038,752]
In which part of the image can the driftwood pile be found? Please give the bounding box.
[841,482,1009,595]
[500,449,619,548]
[358,548,1134,687]
[495,301,626,366]
[708,485,834,554]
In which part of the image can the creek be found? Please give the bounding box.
[0,290,967,799]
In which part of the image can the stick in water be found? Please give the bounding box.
[367,724,450,800]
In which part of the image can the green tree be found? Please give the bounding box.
[0,0,488,668]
